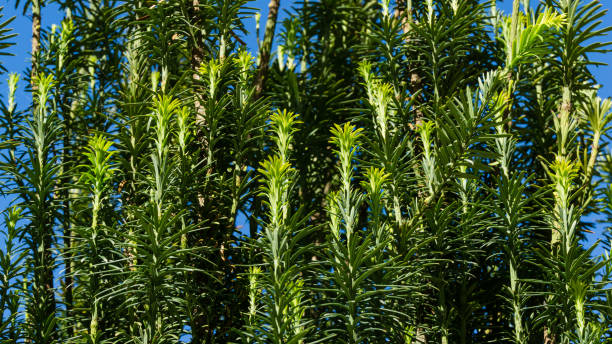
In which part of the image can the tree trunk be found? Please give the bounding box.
[32,0,58,332]
[396,0,424,128]
[192,0,206,127]
[254,0,281,98]
[31,0,41,83]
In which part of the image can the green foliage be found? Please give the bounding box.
[0,7,15,71]
[0,0,611,343]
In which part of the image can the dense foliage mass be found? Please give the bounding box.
[0,0,612,342]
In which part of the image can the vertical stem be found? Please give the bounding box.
[439,277,448,344]
[250,0,282,238]
[544,84,572,344]
[509,257,524,342]
[254,0,281,98]
[62,99,74,337]
[31,1,58,337]
[550,86,571,251]
[89,196,101,344]
[191,1,210,248]
[397,0,423,126]
[584,131,601,186]
[191,0,205,123]
[509,0,520,55]
[31,0,41,84]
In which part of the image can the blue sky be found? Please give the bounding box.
[0,0,611,254]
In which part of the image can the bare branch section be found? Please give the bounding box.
[192,0,205,125]
[31,0,41,84]
[396,0,423,129]
[254,0,281,98]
